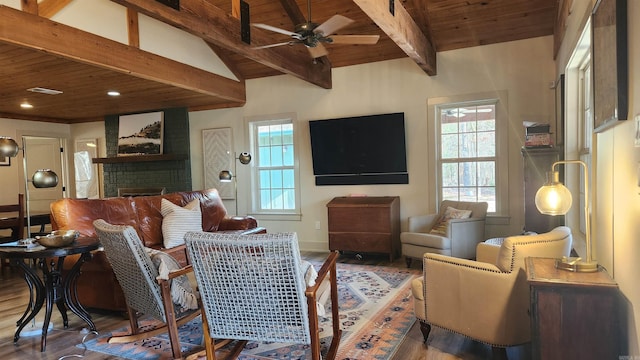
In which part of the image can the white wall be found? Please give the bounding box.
[188,36,556,251]
[0,118,71,205]
[556,0,640,353]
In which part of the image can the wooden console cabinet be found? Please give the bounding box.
[526,257,620,360]
[326,196,400,262]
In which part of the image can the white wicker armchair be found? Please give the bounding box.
[93,219,201,360]
[184,231,341,360]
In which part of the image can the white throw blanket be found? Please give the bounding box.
[145,247,199,310]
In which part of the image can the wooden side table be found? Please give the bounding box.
[526,257,620,360]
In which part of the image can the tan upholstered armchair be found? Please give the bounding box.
[400,200,488,267]
[412,226,573,357]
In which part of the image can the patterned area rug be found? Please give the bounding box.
[82,263,420,360]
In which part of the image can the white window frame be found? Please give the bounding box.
[427,91,509,217]
[246,113,301,221]
[563,19,592,258]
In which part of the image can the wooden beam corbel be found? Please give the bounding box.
[38,0,73,18]
[353,0,436,76]
[111,0,332,89]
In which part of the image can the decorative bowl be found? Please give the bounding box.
[36,230,80,248]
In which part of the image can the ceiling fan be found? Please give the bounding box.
[251,0,380,59]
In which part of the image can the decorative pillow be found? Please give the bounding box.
[161,199,202,249]
[429,206,472,236]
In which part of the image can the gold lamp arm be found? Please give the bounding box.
[548,160,597,272]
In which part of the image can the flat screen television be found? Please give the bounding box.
[309,112,408,185]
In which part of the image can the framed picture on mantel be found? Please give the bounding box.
[117,112,164,156]
[592,0,628,132]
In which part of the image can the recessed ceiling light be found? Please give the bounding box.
[107,91,120,96]
[20,103,33,109]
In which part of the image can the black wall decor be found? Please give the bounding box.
[241,0,251,44]
[155,0,179,10]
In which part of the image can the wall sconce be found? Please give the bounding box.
[535,160,597,272]
[218,152,252,215]
[0,137,59,237]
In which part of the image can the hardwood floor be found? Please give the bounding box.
[0,252,531,360]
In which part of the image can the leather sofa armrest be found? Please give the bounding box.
[217,215,258,231]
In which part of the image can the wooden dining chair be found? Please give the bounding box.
[0,194,25,272]
[0,193,25,243]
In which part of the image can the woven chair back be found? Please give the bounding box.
[93,219,166,322]
[185,231,311,344]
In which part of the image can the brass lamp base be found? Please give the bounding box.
[554,257,598,272]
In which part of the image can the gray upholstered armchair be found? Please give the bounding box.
[412,226,573,357]
[400,200,488,267]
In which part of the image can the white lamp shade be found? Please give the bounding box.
[535,182,572,215]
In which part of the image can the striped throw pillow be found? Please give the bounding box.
[161,198,202,249]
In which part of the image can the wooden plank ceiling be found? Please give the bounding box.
[0,0,558,124]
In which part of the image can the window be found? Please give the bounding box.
[437,102,498,212]
[248,114,300,217]
[578,40,592,236]
[565,19,592,254]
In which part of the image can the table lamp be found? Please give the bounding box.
[534,160,598,272]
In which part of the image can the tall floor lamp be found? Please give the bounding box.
[219,152,252,216]
[534,160,598,272]
[0,137,59,238]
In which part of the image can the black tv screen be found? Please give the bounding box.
[309,112,409,185]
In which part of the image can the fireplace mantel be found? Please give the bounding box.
[92,154,187,164]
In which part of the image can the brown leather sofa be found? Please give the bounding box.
[50,188,265,311]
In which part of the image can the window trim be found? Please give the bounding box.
[427,91,509,216]
[246,112,302,221]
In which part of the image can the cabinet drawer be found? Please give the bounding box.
[329,233,391,253]
[328,208,391,233]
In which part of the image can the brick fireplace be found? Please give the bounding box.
[102,107,192,197]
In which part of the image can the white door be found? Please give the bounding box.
[20,136,65,215]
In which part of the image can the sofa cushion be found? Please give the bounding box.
[161,198,202,249]
[429,206,472,236]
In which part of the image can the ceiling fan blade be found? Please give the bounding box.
[329,35,380,45]
[314,14,354,36]
[307,43,329,59]
[253,42,294,50]
[252,23,302,39]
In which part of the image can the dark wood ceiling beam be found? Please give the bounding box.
[353,0,436,76]
[279,0,307,25]
[111,0,332,89]
[205,42,246,82]
[0,6,245,104]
